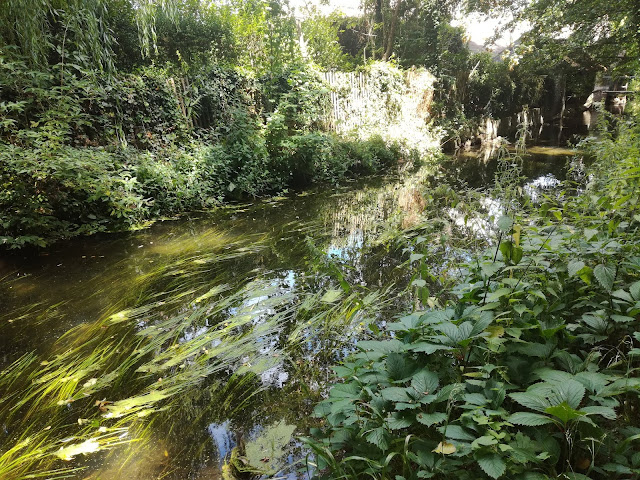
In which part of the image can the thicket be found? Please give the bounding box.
[0,48,412,249]
[305,99,640,478]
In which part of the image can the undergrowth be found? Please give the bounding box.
[304,115,640,479]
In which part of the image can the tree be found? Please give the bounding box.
[469,0,640,74]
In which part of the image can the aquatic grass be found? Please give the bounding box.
[0,264,390,478]
[0,161,483,478]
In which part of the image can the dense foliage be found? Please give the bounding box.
[305,106,640,479]
[0,25,416,249]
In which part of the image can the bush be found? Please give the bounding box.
[306,111,640,480]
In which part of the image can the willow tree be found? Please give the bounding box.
[0,0,177,70]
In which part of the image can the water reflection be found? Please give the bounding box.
[0,147,579,479]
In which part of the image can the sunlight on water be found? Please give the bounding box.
[0,147,579,479]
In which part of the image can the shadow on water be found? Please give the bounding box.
[0,146,587,479]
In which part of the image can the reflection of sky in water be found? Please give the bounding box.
[208,421,235,460]
[260,365,289,388]
[524,174,561,202]
[327,229,365,262]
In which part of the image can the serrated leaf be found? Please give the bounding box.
[411,370,439,395]
[568,260,586,277]
[434,383,464,403]
[471,435,498,449]
[631,281,640,301]
[549,379,585,409]
[357,339,404,353]
[386,353,413,381]
[381,387,412,402]
[387,413,413,430]
[509,392,550,412]
[545,402,584,424]
[581,405,616,420]
[439,425,475,441]
[497,215,513,232]
[365,427,388,450]
[611,314,634,323]
[409,343,452,354]
[593,264,615,292]
[477,453,506,479]
[486,287,511,303]
[508,412,555,426]
[416,412,447,426]
[330,383,361,399]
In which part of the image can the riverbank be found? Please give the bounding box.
[0,146,582,479]
[0,134,415,249]
[307,118,640,480]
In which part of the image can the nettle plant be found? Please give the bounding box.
[305,150,640,479]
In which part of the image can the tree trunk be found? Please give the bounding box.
[382,0,400,61]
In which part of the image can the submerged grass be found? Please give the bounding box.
[0,158,537,479]
[0,238,392,479]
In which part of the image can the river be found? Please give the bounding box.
[0,146,582,479]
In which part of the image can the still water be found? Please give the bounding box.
[0,147,581,479]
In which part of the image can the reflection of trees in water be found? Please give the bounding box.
[323,167,435,250]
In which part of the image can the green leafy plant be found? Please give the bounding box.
[305,112,640,480]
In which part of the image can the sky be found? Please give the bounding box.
[289,0,525,50]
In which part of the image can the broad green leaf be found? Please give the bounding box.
[476,453,506,479]
[471,435,498,449]
[487,288,511,303]
[631,281,640,300]
[411,370,439,395]
[497,215,513,232]
[574,371,610,393]
[381,387,412,402]
[508,412,555,426]
[439,425,475,441]
[509,392,550,412]
[357,339,404,353]
[330,383,361,399]
[612,289,634,302]
[386,413,413,430]
[611,314,634,323]
[545,402,584,424]
[366,427,388,450]
[593,264,615,292]
[416,412,447,426]
[567,260,585,277]
[434,383,464,403]
[581,405,616,420]
[386,353,413,381]
[549,379,585,409]
[417,471,435,478]
[409,343,451,354]
[513,304,527,315]
[469,311,495,336]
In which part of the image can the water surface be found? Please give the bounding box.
[0,146,582,479]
